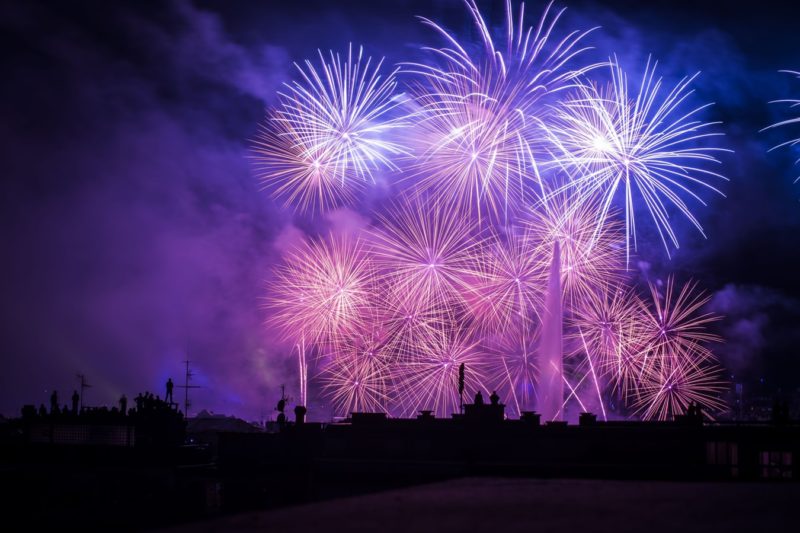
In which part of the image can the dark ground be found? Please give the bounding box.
[161,477,799,532]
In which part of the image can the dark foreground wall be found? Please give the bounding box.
[1,415,798,530]
[214,416,799,516]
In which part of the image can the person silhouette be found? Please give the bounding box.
[50,390,58,414]
[119,394,128,416]
[490,390,500,406]
[474,390,484,406]
[71,390,79,415]
[165,378,174,404]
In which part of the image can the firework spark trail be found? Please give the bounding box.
[544,57,729,262]
[557,365,589,420]
[560,334,608,419]
[404,0,599,222]
[252,44,408,213]
[762,70,800,182]
[297,336,308,406]
[578,329,608,421]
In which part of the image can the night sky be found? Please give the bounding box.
[2,0,799,421]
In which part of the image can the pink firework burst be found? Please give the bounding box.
[639,277,721,368]
[320,330,392,416]
[632,353,727,421]
[461,227,546,334]
[380,283,453,364]
[267,233,375,345]
[370,197,482,309]
[526,191,624,307]
[631,277,725,420]
[568,284,646,393]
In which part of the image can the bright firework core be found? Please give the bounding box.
[257,1,728,422]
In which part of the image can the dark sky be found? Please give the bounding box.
[1,0,799,420]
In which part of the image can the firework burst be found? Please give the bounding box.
[380,285,452,364]
[628,277,725,420]
[639,277,721,367]
[404,0,598,221]
[268,234,374,344]
[252,44,408,213]
[569,284,645,382]
[632,354,727,421]
[320,331,392,416]
[462,227,545,334]
[545,57,729,262]
[370,197,481,308]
